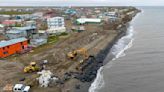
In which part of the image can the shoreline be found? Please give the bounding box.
[73,12,140,92]
[0,7,141,92]
[74,23,128,92]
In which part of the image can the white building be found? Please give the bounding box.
[106,12,118,17]
[0,24,4,33]
[76,18,101,24]
[47,17,66,34]
[47,17,65,28]
[99,12,120,23]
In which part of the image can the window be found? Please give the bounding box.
[3,51,8,55]
[21,42,23,45]
[7,46,9,48]
[3,47,5,50]
[22,46,24,49]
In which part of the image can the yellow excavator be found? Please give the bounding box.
[24,62,40,73]
[67,48,90,70]
[67,48,89,60]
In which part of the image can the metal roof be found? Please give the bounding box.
[77,18,101,24]
[15,26,36,31]
[0,37,27,48]
[6,29,23,34]
[47,17,64,21]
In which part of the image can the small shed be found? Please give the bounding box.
[78,26,85,32]
[71,26,85,32]
[30,38,47,47]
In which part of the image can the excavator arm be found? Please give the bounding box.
[67,48,89,60]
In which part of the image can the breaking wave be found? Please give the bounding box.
[112,26,134,60]
[89,25,134,92]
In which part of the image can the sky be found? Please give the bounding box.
[0,0,164,6]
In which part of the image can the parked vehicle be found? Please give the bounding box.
[13,84,30,92]
[3,84,30,92]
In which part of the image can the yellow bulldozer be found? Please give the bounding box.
[24,62,40,73]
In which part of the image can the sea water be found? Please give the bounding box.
[89,7,164,92]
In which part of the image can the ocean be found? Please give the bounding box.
[89,7,164,92]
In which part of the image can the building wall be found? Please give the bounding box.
[46,27,66,34]
[47,17,65,28]
[0,28,4,33]
[0,40,28,58]
[6,31,27,39]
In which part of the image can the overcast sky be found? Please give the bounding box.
[0,0,164,6]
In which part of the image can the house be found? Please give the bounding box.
[0,24,5,33]
[2,20,16,27]
[38,30,48,38]
[6,29,27,39]
[76,18,101,24]
[104,12,119,19]
[46,27,66,34]
[25,21,36,27]
[47,17,66,34]
[16,14,31,20]
[47,17,65,28]
[65,9,77,15]
[0,15,10,22]
[0,37,28,58]
[31,12,43,20]
[6,26,37,39]
[100,12,120,22]
[15,26,37,38]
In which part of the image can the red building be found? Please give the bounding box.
[0,37,28,58]
[2,20,16,27]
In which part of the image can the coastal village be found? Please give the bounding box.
[0,7,140,92]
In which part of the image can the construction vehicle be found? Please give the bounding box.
[67,48,89,60]
[24,62,40,73]
[3,84,30,92]
[67,48,92,70]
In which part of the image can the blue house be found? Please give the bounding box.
[6,26,37,39]
[15,26,37,38]
[65,9,77,15]
[6,29,26,39]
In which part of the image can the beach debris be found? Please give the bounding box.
[37,70,59,87]
[43,60,48,64]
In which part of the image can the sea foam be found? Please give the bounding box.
[89,25,134,92]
